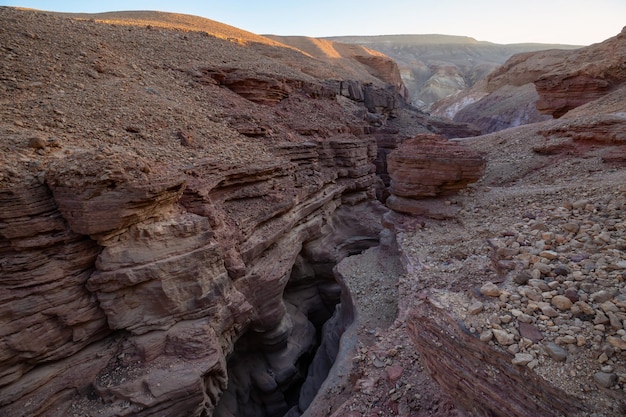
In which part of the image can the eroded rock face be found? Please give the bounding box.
[535,27,626,118]
[0,175,110,415]
[0,130,383,417]
[407,296,588,417]
[385,133,485,217]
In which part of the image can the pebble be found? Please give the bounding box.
[551,295,573,311]
[512,353,534,366]
[492,329,515,345]
[28,136,47,149]
[513,272,531,285]
[480,329,493,342]
[544,342,568,362]
[591,290,613,303]
[539,250,558,260]
[607,336,626,350]
[385,365,403,382]
[468,301,484,315]
[518,322,543,343]
[540,305,559,318]
[593,372,617,388]
[480,282,501,297]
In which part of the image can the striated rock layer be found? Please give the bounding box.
[535,26,626,118]
[407,295,588,417]
[0,7,428,416]
[1,135,386,417]
[385,133,486,218]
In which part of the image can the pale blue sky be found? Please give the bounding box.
[2,0,624,45]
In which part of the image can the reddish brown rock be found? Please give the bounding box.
[407,297,587,417]
[45,150,186,239]
[386,134,485,216]
[535,27,626,118]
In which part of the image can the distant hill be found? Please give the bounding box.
[325,34,582,109]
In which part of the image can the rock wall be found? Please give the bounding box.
[0,134,384,417]
[535,26,626,118]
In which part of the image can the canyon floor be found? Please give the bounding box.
[1,7,626,417]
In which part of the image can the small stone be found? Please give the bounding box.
[512,353,534,366]
[594,310,610,325]
[385,365,403,382]
[468,301,484,315]
[528,279,550,291]
[598,232,611,243]
[557,335,576,344]
[28,136,46,149]
[607,312,623,330]
[544,342,568,362]
[539,250,558,260]
[479,329,493,342]
[497,247,519,259]
[572,253,591,264]
[513,272,531,285]
[600,301,618,313]
[553,265,570,276]
[518,322,543,343]
[551,295,573,311]
[492,329,515,345]
[561,222,580,234]
[574,300,595,315]
[564,288,579,303]
[541,305,560,318]
[607,336,626,350]
[593,372,617,388]
[591,290,613,303]
[480,282,501,297]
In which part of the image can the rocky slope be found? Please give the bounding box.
[325,35,580,110]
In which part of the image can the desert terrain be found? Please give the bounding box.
[1,7,625,417]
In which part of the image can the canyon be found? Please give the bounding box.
[1,6,626,417]
[323,34,580,111]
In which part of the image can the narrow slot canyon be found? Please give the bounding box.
[215,206,395,417]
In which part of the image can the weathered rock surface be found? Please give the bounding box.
[535,26,626,118]
[385,133,485,217]
[3,6,626,417]
[407,296,587,417]
[0,7,407,417]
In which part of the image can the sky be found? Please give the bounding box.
[2,0,625,45]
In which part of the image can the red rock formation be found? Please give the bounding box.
[535,27,626,118]
[386,134,485,217]
[407,296,588,417]
[532,113,626,164]
[0,129,381,417]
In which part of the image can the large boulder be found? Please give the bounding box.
[386,133,485,217]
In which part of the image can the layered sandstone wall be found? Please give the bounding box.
[0,132,385,417]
